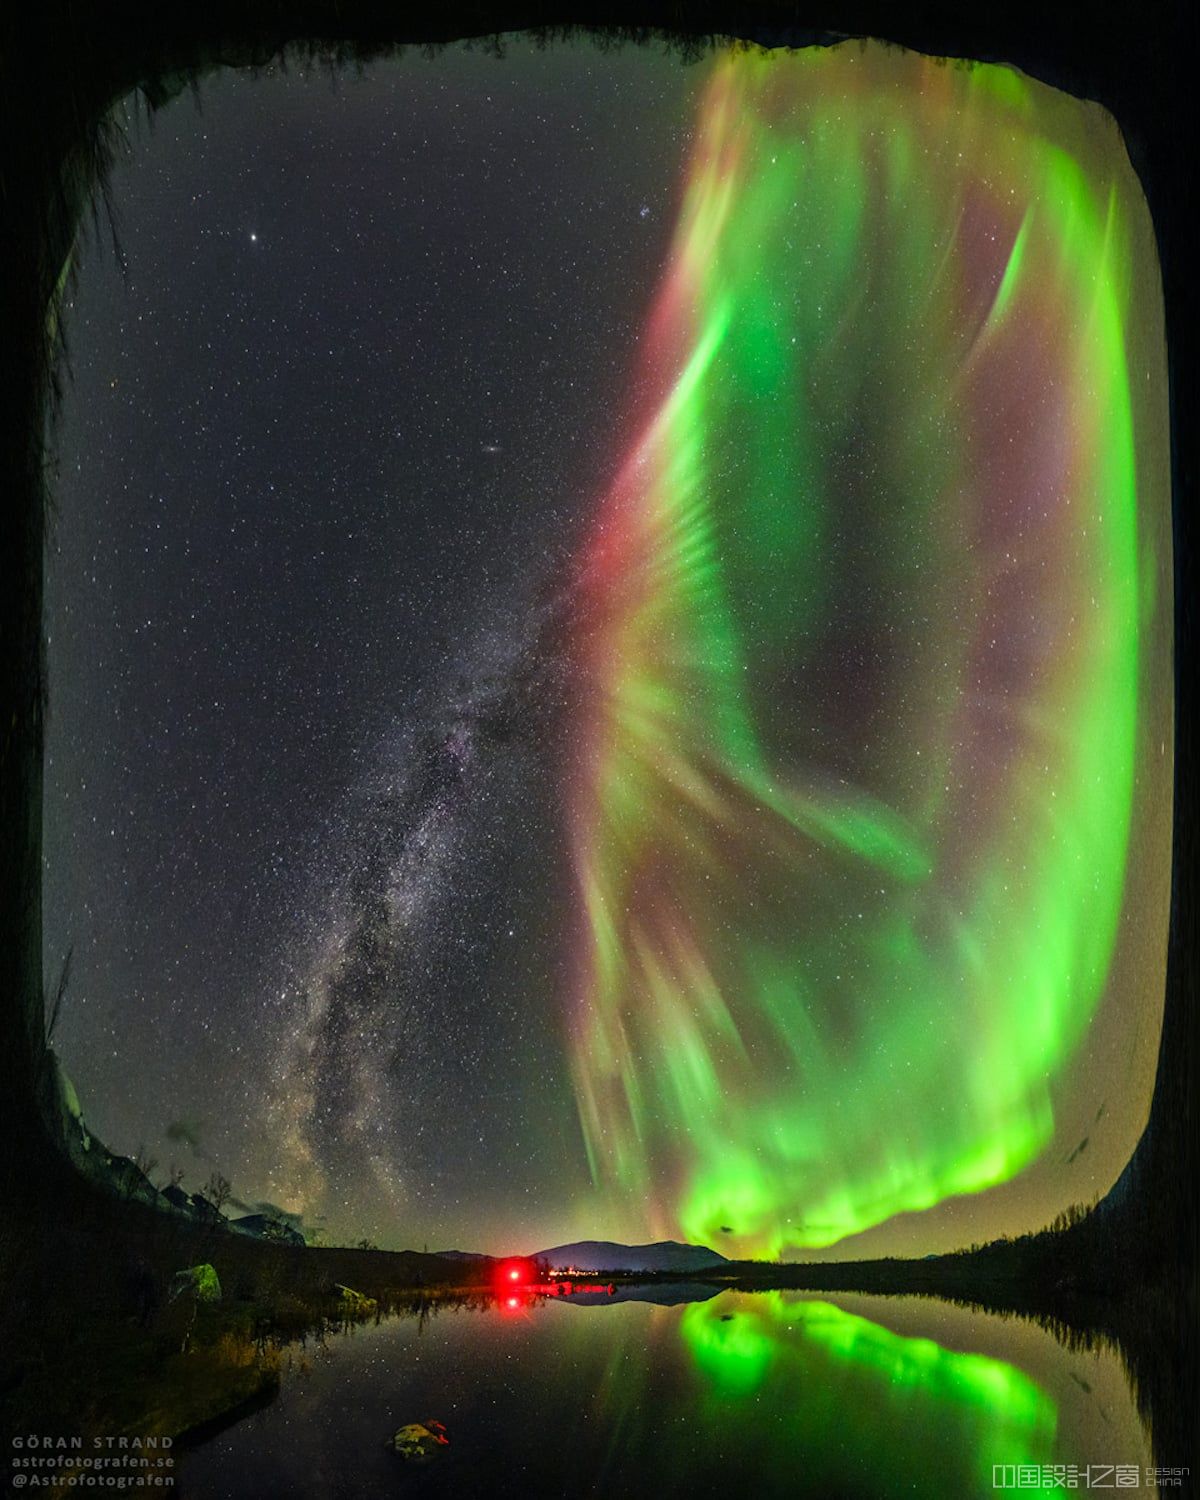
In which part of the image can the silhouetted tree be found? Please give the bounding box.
[132,1144,158,1181]
[203,1171,232,1217]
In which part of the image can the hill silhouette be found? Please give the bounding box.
[531,1239,729,1272]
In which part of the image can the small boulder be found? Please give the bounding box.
[390,1421,448,1461]
[169,1263,222,1303]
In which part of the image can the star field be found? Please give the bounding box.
[43,39,1172,1258]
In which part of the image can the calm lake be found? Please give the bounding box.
[179,1288,1151,1498]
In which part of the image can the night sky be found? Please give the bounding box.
[44,38,1173,1258]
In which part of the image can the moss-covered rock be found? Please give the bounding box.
[170,1263,222,1303]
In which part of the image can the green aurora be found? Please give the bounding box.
[566,45,1171,1258]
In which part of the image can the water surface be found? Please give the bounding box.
[180,1288,1150,1498]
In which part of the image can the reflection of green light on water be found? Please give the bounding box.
[680,1299,777,1393]
[681,1295,1059,1497]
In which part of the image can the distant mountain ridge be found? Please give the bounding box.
[528,1239,729,1272]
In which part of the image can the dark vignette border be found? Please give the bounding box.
[0,0,1193,1462]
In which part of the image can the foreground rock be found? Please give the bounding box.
[170,1264,222,1303]
[390,1420,449,1461]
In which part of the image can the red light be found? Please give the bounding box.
[507,1296,519,1309]
[494,1259,532,1293]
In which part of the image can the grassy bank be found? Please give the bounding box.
[0,1141,493,1447]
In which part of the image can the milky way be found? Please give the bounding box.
[267,582,577,1224]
